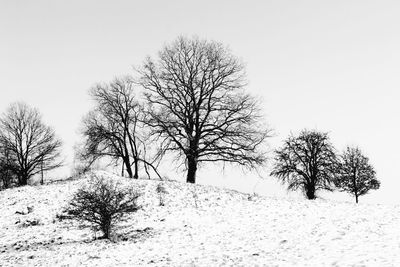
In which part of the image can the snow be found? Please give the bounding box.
[1,171,400,266]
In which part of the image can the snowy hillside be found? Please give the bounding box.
[0,172,399,266]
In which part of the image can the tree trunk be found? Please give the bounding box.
[305,183,316,200]
[101,218,111,239]
[352,171,359,204]
[122,143,134,178]
[19,173,28,186]
[133,156,139,179]
[127,132,139,179]
[186,155,198,183]
[40,159,44,185]
[125,164,133,178]
[306,190,315,200]
[123,156,133,178]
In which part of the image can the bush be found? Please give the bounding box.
[66,173,140,239]
[156,182,168,206]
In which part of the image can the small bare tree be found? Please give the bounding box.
[0,103,62,186]
[138,36,271,183]
[81,77,162,179]
[66,174,140,239]
[156,182,168,206]
[334,146,380,203]
[271,130,337,199]
[0,146,18,189]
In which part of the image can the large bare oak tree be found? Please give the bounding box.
[271,130,337,199]
[0,102,62,186]
[138,36,270,183]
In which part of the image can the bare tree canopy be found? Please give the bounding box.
[0,102,62,186]
[80,77,161,179]
[334,146,380,203]
[138,36,271,183]
[271,130,337,199]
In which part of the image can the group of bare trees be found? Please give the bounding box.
[0,36,380,204]
[76,36,380,203]
[78,36,271,184]
[0,103,62,188]
[270,129,380,203]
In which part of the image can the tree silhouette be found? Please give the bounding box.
[0,146,18,189]
[81,77,162,179]
[0,102,62,186]
[334,146,380,203]
[138,36,270,183]
[271,130,337,199]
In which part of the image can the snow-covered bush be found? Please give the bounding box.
[65,174,140,239]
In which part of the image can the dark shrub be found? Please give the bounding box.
[66,173,140,239]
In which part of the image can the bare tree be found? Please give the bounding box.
[0,102,62,186]
[270,130,337,199]
[334,146,380,203]
[138,36,271,183]
[0,146,18,189]
[81,77,162,179]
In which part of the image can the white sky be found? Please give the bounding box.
[1,0,400,204]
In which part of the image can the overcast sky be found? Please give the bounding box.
[1,0,400,204]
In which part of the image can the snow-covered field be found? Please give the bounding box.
[1,172,399,267]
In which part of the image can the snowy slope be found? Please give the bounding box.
[0,171,399,267]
